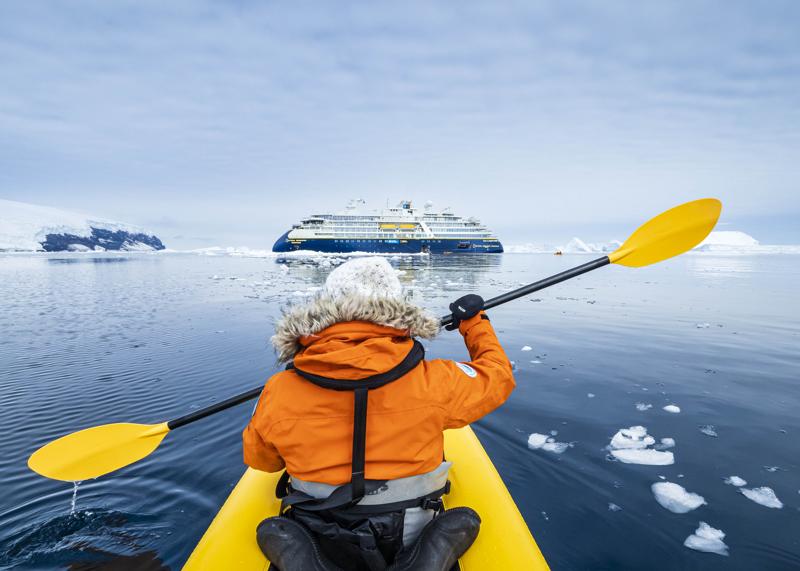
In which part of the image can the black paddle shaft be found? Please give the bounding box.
[167,255,610,430]
[439,255,610,326]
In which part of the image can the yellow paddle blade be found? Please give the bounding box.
[28,422,170,482]
[609,198,722,267]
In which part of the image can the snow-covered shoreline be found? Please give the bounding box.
[0,199,164,252]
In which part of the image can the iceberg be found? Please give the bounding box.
[0,199,164,252]
[694,231,800,254]
[560,237,622,254]
[503,243,556,254]
[510,230,800,256]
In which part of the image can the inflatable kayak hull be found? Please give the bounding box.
[184,426,549,570]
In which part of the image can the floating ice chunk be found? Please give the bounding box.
[611,449,674,465]
[652,482,706,513]
[696,322,711,329]
[740,487,783,509]
[542,440,570,454]
[663,405,681,413]
[763,465,780,473]
[699,425,718,437]
[608,426,674,464]
[635,403,652,411]
[529,360,542,364]
[658,438,676,449]
[610,426,655,450]
[684,522,729,556]
[527,433,549,449]
[528,433,570,454]
[521,345,532,352]
[724,476,746,487]
[608,503,622,512]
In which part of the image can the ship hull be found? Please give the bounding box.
[272,232,503,254]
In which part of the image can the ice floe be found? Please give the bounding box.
[683,522,729,556]
[612,449,675,465]
[608,426,675,465]
[527,432,571,454]
[587,393,596,398]
[610,426,655,449]
[740,487,783,509]
[663,405,681,413]
[724,476,747,487]
[608,503,622,512]
[527,433,548,449]
[635,403,653,411]
[521,345,532,352]
[651,482,706,513]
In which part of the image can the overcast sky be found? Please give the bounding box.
[1,1,798,248]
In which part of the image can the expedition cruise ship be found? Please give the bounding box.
[272,200,503,254]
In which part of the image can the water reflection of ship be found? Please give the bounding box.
[273,253,503,301]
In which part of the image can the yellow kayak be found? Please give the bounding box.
[184,426,549,570]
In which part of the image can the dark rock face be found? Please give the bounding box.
[41,228,165,252]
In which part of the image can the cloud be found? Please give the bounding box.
[1,0,799,246]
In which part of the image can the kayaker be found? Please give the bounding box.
[243,257,515,571]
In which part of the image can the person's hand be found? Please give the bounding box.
[445,294,484,331]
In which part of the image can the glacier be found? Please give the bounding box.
[0,199,165,252]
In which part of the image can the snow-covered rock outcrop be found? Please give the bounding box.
[0,199,165,252]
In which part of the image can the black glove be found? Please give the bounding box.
[445,294,484,331]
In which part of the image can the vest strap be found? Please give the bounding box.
[280,339,426,511]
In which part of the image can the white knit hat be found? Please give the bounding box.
[324,257,403,300]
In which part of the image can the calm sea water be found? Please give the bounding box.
[0,251,798,570]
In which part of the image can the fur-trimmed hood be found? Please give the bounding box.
[271,294,441,362]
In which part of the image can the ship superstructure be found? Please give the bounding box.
[272,200,503,254]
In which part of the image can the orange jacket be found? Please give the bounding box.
[242,312,515,484]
